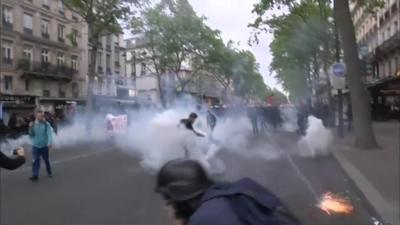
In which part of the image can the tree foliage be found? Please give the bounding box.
[252,0,333,102]
[64,0,136,112]
[251,0,381,147]
[132,0,270,103]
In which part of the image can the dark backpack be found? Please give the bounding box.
[201,178,301,225]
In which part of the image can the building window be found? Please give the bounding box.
[72,12,79,21]
[2,6,13,25]
[106,35,112,50]
[41,49,49,63]
[23,46,33,62]
[58,24,64,42]
[41,19,49,38]
[59,84,65,97]
[4,76,13,91]
[57,52,65,66]
[58,0,64,12]
[141,63,146,75]
[72,83,79,97]
[2,40,13,64]
[97,51,103,70]
[25,80,30,91]
[71,29,78,46]
[71,56,78,71]
[42,0,50,8]
[43,90,50,97]
[23,13,33,34]
[106,54,111,73]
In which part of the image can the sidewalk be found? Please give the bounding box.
[332,122,399,225]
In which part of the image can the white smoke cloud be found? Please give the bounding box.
[1,100,333,175]
[297,116,333,157]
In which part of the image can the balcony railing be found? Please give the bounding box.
[115,61,120,68]
[2,58,13,65]
[106,67,111,74]
[24,27,33,35]
[17,59,76,79]
[43,90,50,97]
[58,37,65,43]
[42,32,50,39]
[106,45,111,51]
[42,4,50,10]
[97,66,103,73]
[2,20,13,30]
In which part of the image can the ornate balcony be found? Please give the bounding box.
[18,59,76,81]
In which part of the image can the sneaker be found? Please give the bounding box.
[29,176,38,182]
[48,174,53,178]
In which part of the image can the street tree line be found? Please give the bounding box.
[65,0,277,109]
[131,0,274,106]
[250,0,384,148]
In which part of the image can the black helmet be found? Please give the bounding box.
[155,159,212,201]
[188,112,198,119]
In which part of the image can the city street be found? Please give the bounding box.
[0,133,382,225]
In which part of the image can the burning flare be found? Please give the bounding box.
[318,192,354,215]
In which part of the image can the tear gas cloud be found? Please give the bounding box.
[1,98,333,173]
[298,116,333,157]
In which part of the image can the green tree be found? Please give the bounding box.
[251,0,380,148]
[131,0,220,106]
[64,0,134,113]
[260,0,333,104]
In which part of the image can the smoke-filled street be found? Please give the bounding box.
[1,130,382,225]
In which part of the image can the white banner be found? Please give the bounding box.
[106,114,128,135]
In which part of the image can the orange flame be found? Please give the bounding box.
[318,192,354,215]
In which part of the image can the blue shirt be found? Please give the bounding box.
[29,121,53,148]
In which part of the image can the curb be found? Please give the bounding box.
[332,149,398,225]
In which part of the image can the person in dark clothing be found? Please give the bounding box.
[346,104,353,131]
[248,107,259,135]
[8,113,18,138]
[206,110,217,131]
[8,113,17,131]
[44,112,57,135]
[0,147,26,170]
[155,159,300,225]
[180,113,205,137]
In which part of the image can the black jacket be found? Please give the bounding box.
[0,150,25,170]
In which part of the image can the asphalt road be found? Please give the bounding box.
[0,133,382,225]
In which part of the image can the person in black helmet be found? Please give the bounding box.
[155,159,301,225]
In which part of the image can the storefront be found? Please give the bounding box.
[367,76,400,120]
[93,95,139,114]
[38,97,86,118]
[0,94,37,123]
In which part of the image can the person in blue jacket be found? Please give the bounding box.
[155,159,301,225]
[29,110,54,181]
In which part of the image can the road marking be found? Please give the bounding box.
[4,149,112,174]
[284,154,319,199]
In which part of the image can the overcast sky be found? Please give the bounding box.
[188,0,282,91]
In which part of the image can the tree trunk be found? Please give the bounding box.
[334,0,379,149]
[86,41,98,115]
[156,73,166,108]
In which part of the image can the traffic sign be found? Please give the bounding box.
[359,44,369,57]
[331,63,347,77]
